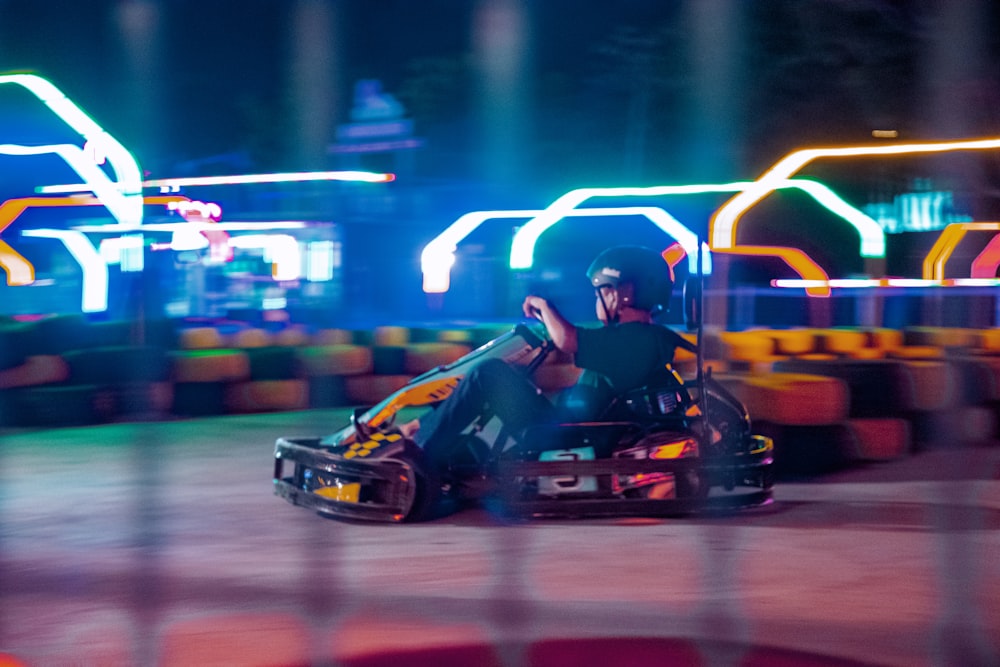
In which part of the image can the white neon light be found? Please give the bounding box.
[37,170,396,194]
[22,229,108,312]
[421,210,539,293]
[0,74,144,225]
[772,278,1000,289]
[420,206,714,294]
[510,206,712,273]
[0,144,142,226]
[169,229,210,251]
[511,179,884,266]
[72,221,308,233]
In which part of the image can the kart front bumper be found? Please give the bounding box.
[273,437,419,523]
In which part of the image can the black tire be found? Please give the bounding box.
[390,441,449,522]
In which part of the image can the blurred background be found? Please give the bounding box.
[2,4,1000,667]
[1,0,999,330]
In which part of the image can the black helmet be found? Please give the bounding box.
[586,245,674,313]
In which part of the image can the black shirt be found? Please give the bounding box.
[562,322,688,419]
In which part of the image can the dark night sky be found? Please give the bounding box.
[1,1,999,186]
[0,1,683,169]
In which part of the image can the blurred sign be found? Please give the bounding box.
[331,80,423,155]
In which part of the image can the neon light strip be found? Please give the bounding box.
[21,229,107,312]
[74,221,308,232]
[420,207,712,294]
[773,278,1000,289]
[0,144,142,226]
[421,210,537,292]
[515,179,884,261]
[0,194,188,288]
[0,74,144,224]
[0,240,33,285]
[509,206,711,272]
[511,206,712,271]
[922,222,1000,279]
[971,234,1000,279]
[37,170,396,194]
[713,246,831,297]
[712,137,1000,251]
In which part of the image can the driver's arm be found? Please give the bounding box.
[523,295,578,354]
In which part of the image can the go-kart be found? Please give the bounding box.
[273,306,775,523]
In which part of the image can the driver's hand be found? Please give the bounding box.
[522,295,546,319]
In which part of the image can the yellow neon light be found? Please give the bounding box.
[713,245,831,297]
[711,137,1000,251]
[0,195,190,286]
[922,222,1000,279]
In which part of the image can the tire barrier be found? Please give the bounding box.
[3,322,1000,468]
[372,345,408,376]
[0,321,31,370]
[4,384,113,427]
[170,350,251,383]
[296,345,373,377]
[436,328,477,344]
[867,327,904,350]
[815,327,870,357]
[229,327,274,348]
[28,346,176,423]
[307,374,350,408]
[904,325,979,349]
[345,374,412,406]
[976,328,1000,352]
[718,330,777,364]
[272,325,310,347]
[373,325,410,346]
[950,356,1000,403]
[908,405,998,450]
[886,345,945,360]
[245,346,299,381]
[771,358,916,418]
[223,379,309,413]
[172,382,228,416]
[178,327,226,350]
[716,372,850,426]
[0,355,69,389]
[312,328,356,345]
[845,418,912,461]
[61,346,172,385]
[898,360,961,412]
[766,328,818,356]
[403,342,472,375]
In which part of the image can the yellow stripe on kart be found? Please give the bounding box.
[367,377,461,426]
[314,482,360,502]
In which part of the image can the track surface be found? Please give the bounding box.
[1,409,998,666]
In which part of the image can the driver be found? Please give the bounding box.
[358,245,697,472]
